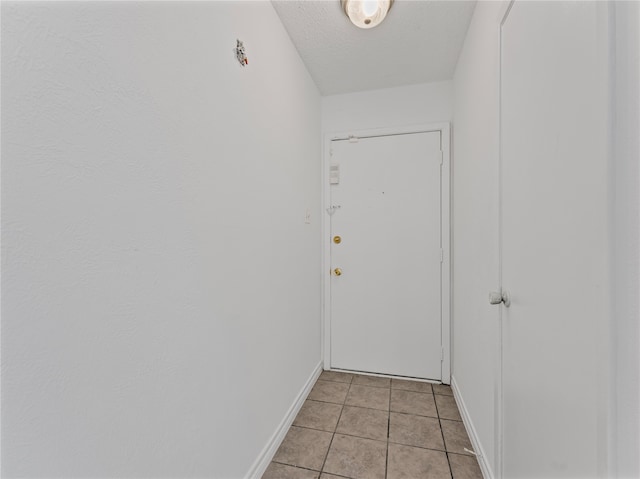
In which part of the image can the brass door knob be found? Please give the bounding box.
[333,268,342,276]
[333,235,342,244]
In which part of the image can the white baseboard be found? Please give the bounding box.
[244,361,323,479]
[451,376,495,479]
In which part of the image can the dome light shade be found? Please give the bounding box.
[341,0,394,29]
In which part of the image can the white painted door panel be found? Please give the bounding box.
[500,2,609,476]
[330,132,442,380]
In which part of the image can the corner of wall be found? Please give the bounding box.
[451,377,494,479]
[245,361,323,479]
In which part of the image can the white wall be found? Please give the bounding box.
[451,2,505,476]
[611,2,640,477]
[1,2,321,478]
[322,81,452,134]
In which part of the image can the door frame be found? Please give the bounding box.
[321,122,451,384]
[498,3,516,476]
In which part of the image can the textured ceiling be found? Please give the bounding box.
[272,0,477,95]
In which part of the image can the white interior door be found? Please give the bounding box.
[500,2,609,476]
[329,131,443,380]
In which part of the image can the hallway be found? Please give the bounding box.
[263,371,481,479]
[2,1,638,477]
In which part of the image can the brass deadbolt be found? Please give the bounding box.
[333,268,342,276]
[333,235,342,244]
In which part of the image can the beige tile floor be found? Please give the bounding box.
[262,371,483,479]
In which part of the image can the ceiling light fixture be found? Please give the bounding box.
[341,0,394,29]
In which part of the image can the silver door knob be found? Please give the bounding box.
[489,291,511,307]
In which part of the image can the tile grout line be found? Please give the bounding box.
[293,417,452,453]
[316,378,352,384]
[308,396,461,421]
[386,440,448,454]
[270,460,324,475]
[318,376,353,475]
[385,382,392,479]
[308,398,439,418]
[313,402,399,414]
[289,375,460,479]
[351,378,392,389]
[434,389,454,478]
[291,424,390,445]
[325,377,452,393]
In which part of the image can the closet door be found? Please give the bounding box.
[500,1,609,476]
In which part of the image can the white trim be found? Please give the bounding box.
[452,376,494,479]
[496,3,516,477]
[440,123,452,385]
[321,134,331,367]
[244,361,323,479]
[320,131,329,368]
[322,122,452,383]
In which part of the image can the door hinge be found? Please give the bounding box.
[440,151,443,165]
[441,347,444,362]
[440,249,444,263]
